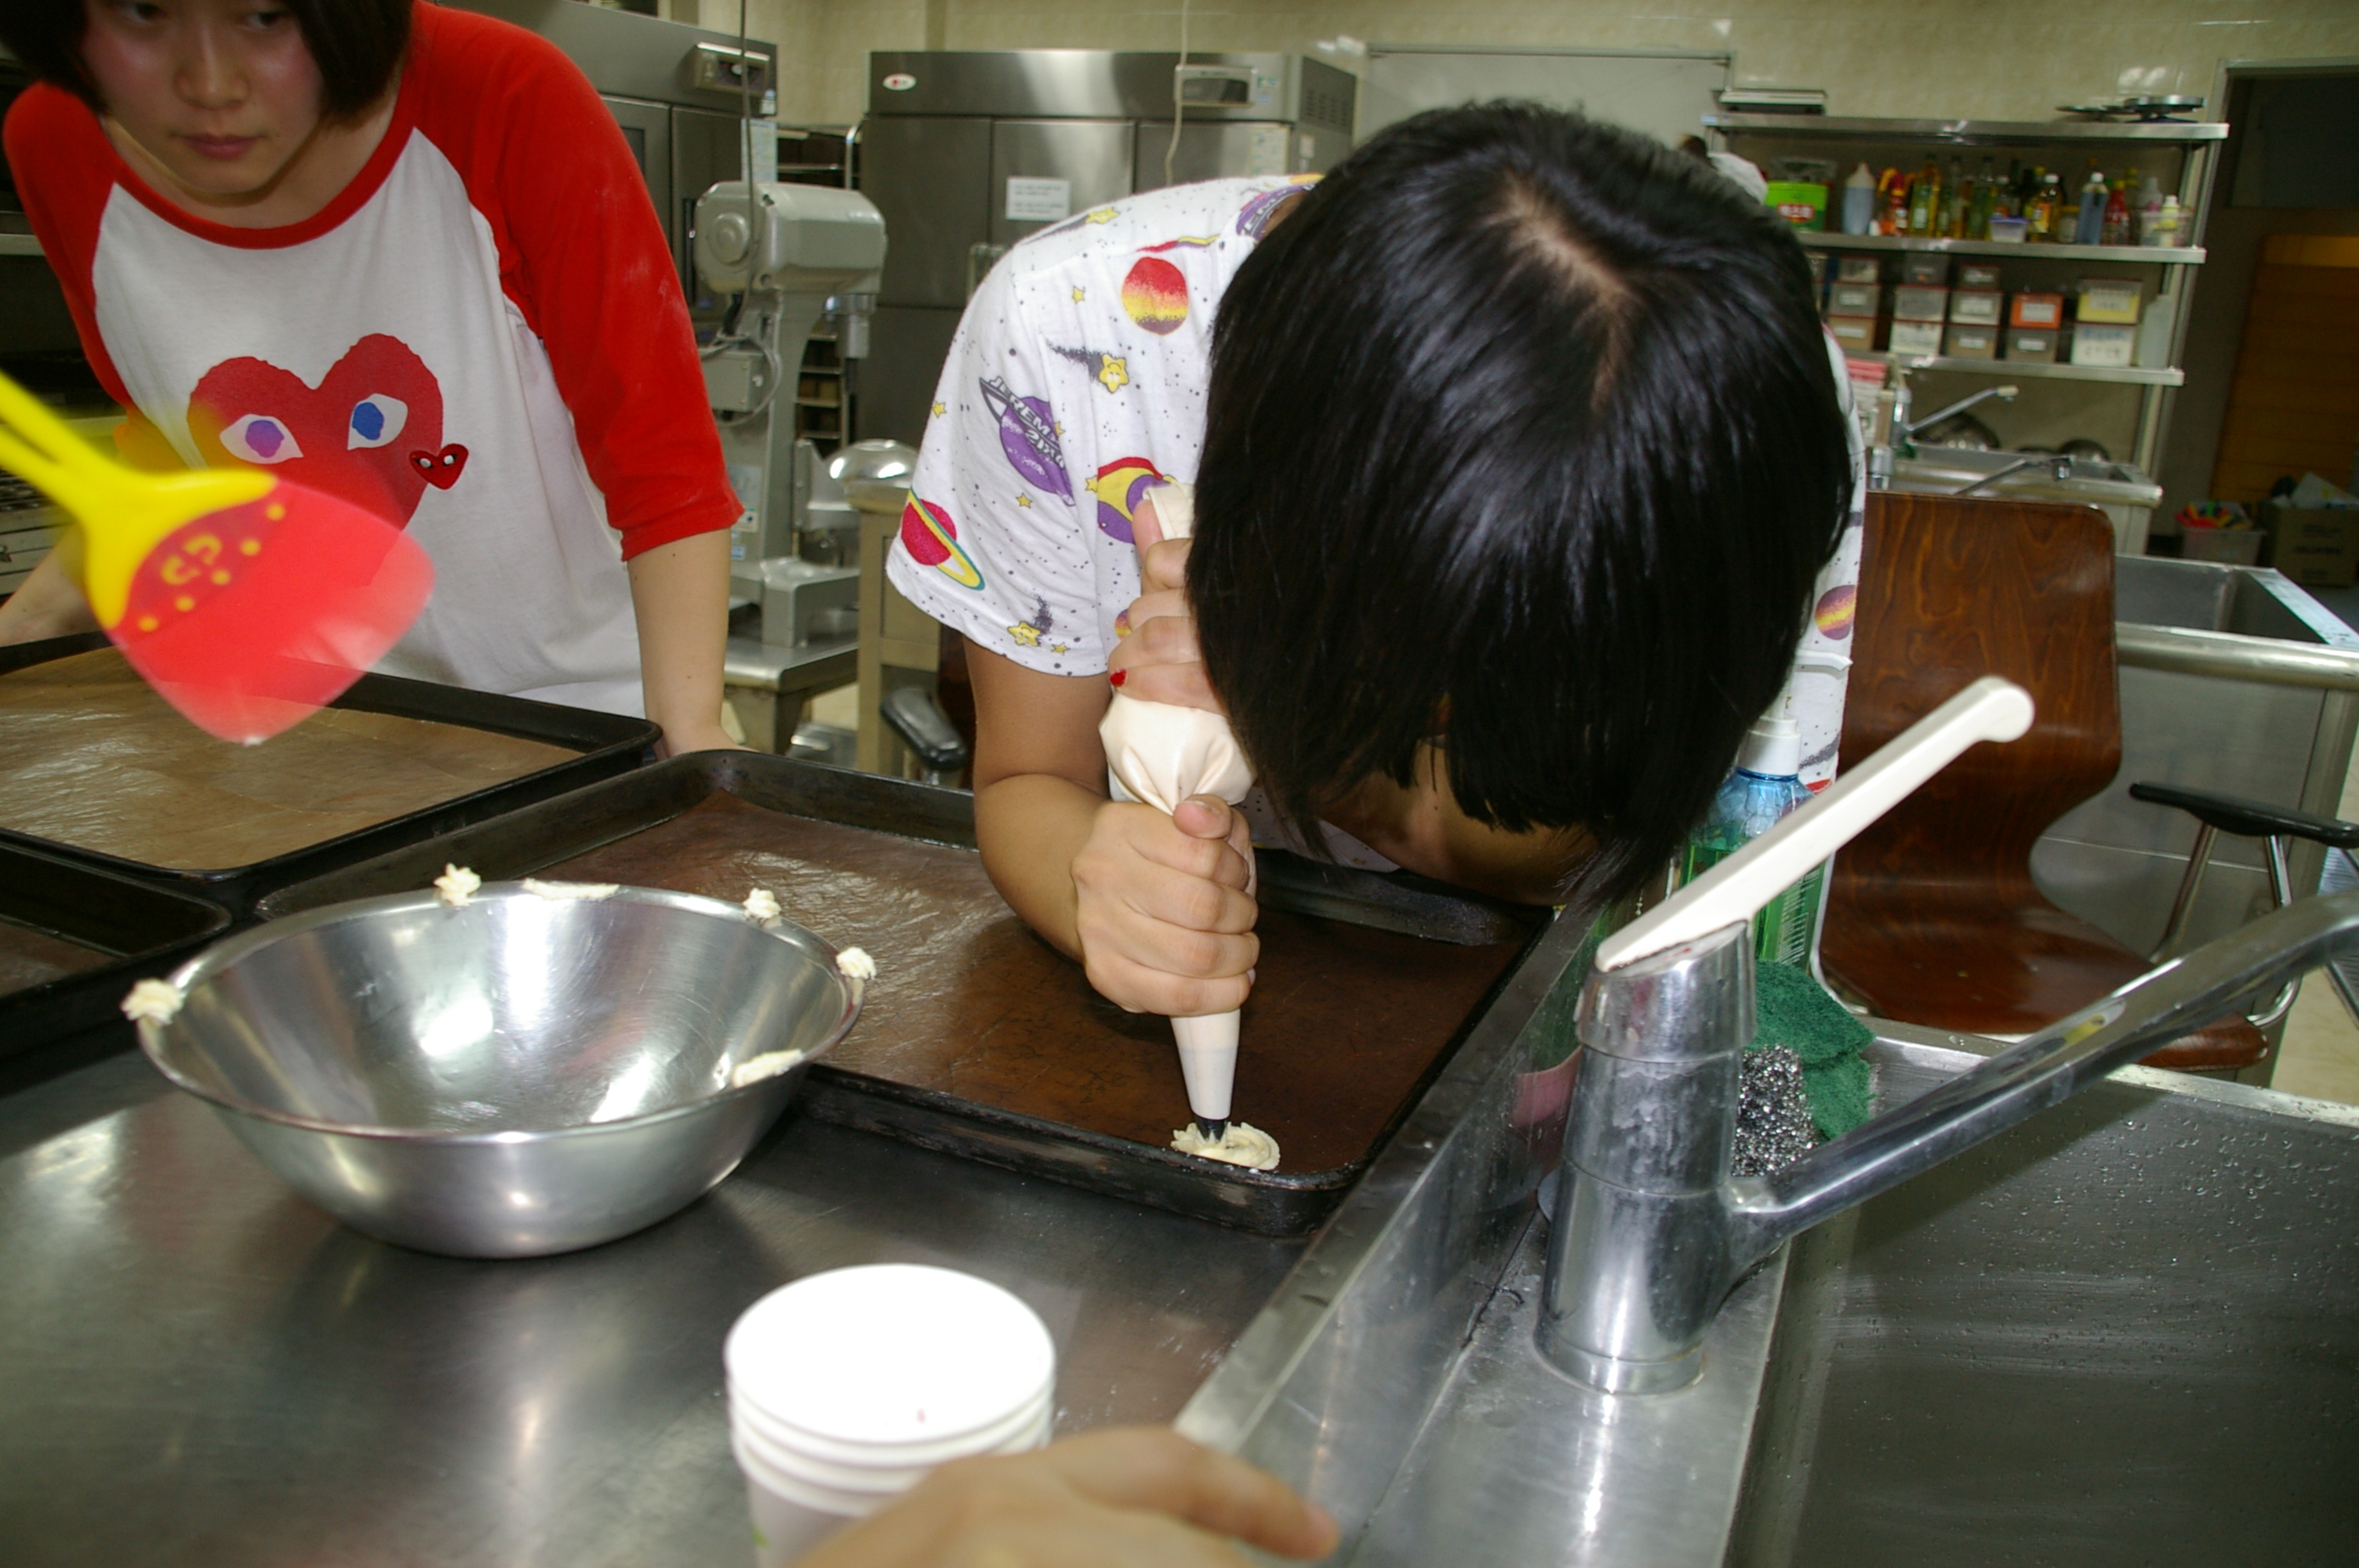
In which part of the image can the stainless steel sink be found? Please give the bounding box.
[1180,904,2359,1568]
[1888,445,2163,511]
[1728,1035,2359,1566]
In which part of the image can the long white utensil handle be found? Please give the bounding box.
[1597,676,2034,971]
[1173,1012,1238,1120]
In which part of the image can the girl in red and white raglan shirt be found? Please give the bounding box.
[0,0,740,750]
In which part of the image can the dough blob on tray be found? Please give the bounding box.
[0,650,577,870]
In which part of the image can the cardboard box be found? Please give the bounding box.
[1948,289,2004,325]
[1826,314,1881,352]
[1893,284,1949,322]
[1899,254,1950,286]
[1957,261,2005,289]
[1835,255,1881,283]
[1945,323,2000,359]
[1826,281,1880,316]
[2077,278,2144,325]
[2011,291,2066,329]
[1765,182,1827,230]
[2070,321,2136,367]
[2262,499,2359,588]
[1888,319,1944,356]
[2006,327,2059,362]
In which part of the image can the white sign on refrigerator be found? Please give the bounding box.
[1005,176,1073,222]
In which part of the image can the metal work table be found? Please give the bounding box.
[723,631,857,753]
[0,1052,1304,1566]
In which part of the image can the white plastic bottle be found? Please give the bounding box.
[1841,162,1876,236]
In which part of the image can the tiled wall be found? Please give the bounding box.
[687,1,2359,130]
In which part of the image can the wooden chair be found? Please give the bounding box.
[1819,492,2268,1073]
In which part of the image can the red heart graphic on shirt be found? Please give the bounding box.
[411,445,468,488]
[189,334,446,527]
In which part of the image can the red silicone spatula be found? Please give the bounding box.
[0,370,433,743]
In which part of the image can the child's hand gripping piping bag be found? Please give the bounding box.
[1098,484,1253,1138]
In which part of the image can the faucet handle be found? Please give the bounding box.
[1596,677,2034,971]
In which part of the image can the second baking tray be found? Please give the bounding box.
[0,633,659,916]
[260,753,1550,1233]
[0,838,231,1094]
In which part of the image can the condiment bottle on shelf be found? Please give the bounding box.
[2075,167,2109,245]
[1906,158,1940,237]
[2103,176,2132,246]
[2030,172,2063,241]
[2146,193,2182,248]
[2136,172,2163,244]
[1968,156,1997,239]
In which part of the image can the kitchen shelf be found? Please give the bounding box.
[1856,352,2183,387]
[1705,114,2228,146]
[1803,232,2204,265]
[0,233,43,257]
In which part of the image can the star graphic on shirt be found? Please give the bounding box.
[1016,493,1034,508]
[1009,622,1042,646]
[1049,344,1130,394]
[1072,285,1087,302]
[932,401,946,418]
[1051,643,1067,654]
[1085,207,1118,224]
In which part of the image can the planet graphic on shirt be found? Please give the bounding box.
[1088,457,1169,544]
[1121,256,1190,336]
[1813,583,1857,640]
[900,496,985,590]
[980,376,1072,502]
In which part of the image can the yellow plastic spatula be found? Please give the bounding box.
[0,371,433,743]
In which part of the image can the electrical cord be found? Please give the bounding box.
[1162,0,1190,187]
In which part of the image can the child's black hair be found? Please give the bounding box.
[4,0,412,122]
[1190,103,1852,906]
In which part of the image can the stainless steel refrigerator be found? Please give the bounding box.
[856,51,1358,445]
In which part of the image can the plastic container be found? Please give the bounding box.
[1898,253,1950,287]
[1892,284,1949,322]
[2010,290,2066,329]
[2005,327,2059,363]
[1681,716,1829,967]
[1888,319,1943,357]
[2070,321,2137,368]
[1947,289,2004,325]
[726,1265,1058,1566]
[1944,323,2000,359]
[1986,215,2029,244]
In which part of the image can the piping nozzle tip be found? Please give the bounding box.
[1194,1117,1227,1142]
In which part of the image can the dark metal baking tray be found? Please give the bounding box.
[0,838,231,1094]
[0,631,659,917]
[259,753,1550,1233]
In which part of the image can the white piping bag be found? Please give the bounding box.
[1098,484,1254,1135]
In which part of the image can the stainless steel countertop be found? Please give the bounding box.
[0,1053,1304,1565]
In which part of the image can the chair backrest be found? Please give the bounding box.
[1834,492,2121,898]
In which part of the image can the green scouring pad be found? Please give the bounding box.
[1750,960,1875,1140]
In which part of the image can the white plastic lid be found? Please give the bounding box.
[727,1265,1056,1450]
[1736,715,1802,778]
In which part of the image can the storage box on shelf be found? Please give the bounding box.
[1708,112,2225,488]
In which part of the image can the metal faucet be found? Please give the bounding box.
[1895,383,2019,443]
[1952,452,2076,496]
[1536,677,2339,1393]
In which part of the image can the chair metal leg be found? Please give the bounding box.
[2151,822,2219,963]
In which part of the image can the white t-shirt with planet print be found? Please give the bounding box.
[888,173,1866,861]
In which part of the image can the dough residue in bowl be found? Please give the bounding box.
[743,887,783,928]
[836,946,876,982]
[1169,1121,1281,1171]
[520,877,620,901]
[729,1047,808,1088]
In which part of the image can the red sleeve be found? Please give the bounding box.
[4,85,141,420]
[407,6,736,559]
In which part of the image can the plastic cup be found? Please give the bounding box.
[726,1264,1057,1567]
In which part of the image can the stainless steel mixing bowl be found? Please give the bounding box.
[136,884,867,1258]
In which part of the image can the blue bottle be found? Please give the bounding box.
[1681,715,1827,967]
